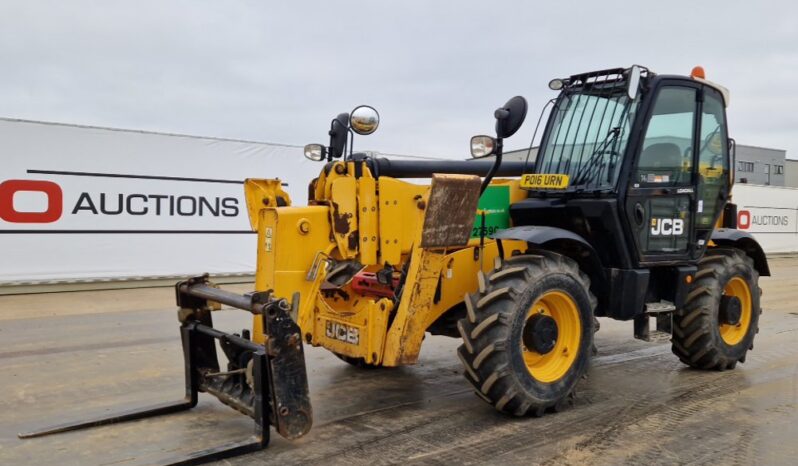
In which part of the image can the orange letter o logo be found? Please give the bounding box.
[0,180,63,223]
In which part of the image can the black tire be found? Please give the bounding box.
[333,353,382,369]
[671,248,761,370]
[457,251,596,416]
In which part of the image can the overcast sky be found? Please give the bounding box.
[1,1,796,160]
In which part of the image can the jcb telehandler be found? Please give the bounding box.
[21,65,769,464]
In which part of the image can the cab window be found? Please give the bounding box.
[696,88,729,228]
[635,87,696,186]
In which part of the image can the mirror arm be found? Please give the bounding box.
[327,118,336,162]
[347,127,355,160]
[479,138,503,195]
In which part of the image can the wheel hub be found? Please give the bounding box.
[523,314,559,354]
[719,295,742,325]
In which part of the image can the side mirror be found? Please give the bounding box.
[494,96,528,139]
[329,113,350,159]
[350,105,380,135]
[470,135,496,159]
[627,65,641,100]
[475,95,527,196]
[304,143,327,161]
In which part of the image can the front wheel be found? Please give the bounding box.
[671,248,761,370]
[457,251,596,416]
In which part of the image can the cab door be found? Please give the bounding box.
[625,84,698,263]
[692,86,731,258]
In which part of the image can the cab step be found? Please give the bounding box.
[644,301,676,314]
[644,330,672,343]
[634,301,676,342]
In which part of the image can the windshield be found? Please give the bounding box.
[534,88,640,191]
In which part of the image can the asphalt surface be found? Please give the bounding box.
[1,256,797,465]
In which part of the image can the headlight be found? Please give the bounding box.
[470,135,496,159]
[548,78,565,90]
[303,143,326,161]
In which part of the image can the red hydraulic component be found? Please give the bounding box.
[351,271,400,298]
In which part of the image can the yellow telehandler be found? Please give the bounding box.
[21,65,769,464]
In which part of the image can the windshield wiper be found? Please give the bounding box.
[571,126,621,188]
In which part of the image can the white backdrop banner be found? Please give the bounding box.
[1,118,795,285]
[733,184,798,253]
[0,118,321,284]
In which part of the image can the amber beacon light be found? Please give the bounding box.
[691,65,706,79]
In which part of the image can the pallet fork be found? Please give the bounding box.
[18,275,312,465]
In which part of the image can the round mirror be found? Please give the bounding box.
[495,96,528,139]
[350,105,380,135]
[304,143,326,161]
[470,135,496,159]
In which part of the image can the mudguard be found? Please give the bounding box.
[492,225,603,278]
[493,225,595,250]
[492,225,613,315]
[711,228,771,276]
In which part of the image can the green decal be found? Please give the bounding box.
[471,185,510,238]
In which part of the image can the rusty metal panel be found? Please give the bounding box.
[329,177,358,258]
[420,174,481,249]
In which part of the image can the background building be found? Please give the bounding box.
[784,159,798,188]
[498,147,538,165]
[734,145,786,186]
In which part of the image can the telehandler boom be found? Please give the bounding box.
[20,65,769,464]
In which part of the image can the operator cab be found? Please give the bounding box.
[510,65,733,270]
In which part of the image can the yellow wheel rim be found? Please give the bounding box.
[719,276,752,346]
[522,290,581,383]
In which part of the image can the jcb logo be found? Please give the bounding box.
[0,180,63,223]
[325,320,359,345]
[650,218,684,236]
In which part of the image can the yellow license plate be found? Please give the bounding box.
[520,174,570,189]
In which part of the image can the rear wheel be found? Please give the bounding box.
[671,248,761,370]
[457,252,596,416]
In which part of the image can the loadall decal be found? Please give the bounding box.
[471,185,510,238]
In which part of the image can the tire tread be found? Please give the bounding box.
[671,248,760,370]
[457,252,595,416]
